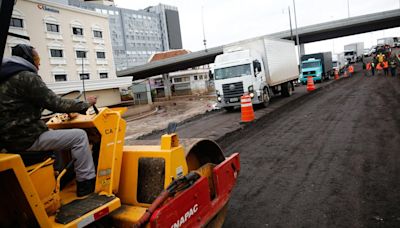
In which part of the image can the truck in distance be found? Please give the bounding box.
[299,52,333,84]
[213,37,299,111]
[344,42,364,63]
[332,53,346,73]
[377,37,399,48]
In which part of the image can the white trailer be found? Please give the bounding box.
[344,42,364,63]
[377,37,398,47]
[332,53,346,73]
[213,37,299,110]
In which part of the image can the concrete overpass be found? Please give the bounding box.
[118,8,400,79]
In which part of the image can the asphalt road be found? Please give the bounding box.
[222,70,400,227]
[137,82,330,142]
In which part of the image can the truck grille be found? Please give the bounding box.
[222,82,244,99]
[303,71,316,75]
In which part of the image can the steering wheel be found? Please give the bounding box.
[41,90,98,118]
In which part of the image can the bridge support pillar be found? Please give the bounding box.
[146,80,153,104]
[299,43,305,56]
[163,73,172,100]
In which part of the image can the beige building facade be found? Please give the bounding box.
[6,0,132,107]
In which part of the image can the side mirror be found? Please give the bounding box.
[253,60,261,76]
[208,70,214,80]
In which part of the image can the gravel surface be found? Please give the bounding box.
[222,68,400,227]
[124,97,216,140]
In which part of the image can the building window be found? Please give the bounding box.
[10,18,23,28]
[72,27,83,36]
[199,75,203,80]
[80,73,89,80]
[54,74,67,82]
[93,30,103,38]
[50,49,63,57]
[76,50,87,58]
[99,73,108,79]
[46,23,59,33]
[96,51,105,59]
[194,75,198,80]
[174,78,182,83]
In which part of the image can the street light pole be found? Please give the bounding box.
[288,6,293,41]
[347,0,350,17]
[201,6,207,52]
[292,0,301,67]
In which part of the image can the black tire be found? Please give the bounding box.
[261,88,270,107]
[224,106,235,112]
[281,82,293,97]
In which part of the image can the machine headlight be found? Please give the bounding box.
[250,93,255,98]
[248,85,254,92]
[217,96,222,102]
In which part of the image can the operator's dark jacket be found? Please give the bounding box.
[0,56,90,152]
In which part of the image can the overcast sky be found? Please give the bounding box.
[114,0,400,54]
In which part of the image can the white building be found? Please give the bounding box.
[6,0,132,107]
[139,50,211,100]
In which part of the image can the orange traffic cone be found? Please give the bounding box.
[240,94,255,122]
[306,76,316,92]
[334,70,339,80]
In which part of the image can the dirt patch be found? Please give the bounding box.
[124,97,217,140]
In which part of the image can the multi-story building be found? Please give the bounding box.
[68,0,183,71]
[131,50,211,103]
[6,0,132,107]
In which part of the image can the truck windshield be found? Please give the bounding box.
[302,62,320,68]
[332,61,338,67]
[214,64,251,80]
[344,51,355,56]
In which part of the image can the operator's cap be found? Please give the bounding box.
[12,44,35,66]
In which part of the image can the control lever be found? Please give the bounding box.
[92,105,99,115]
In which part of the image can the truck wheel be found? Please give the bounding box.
[224,107,235,112]
[261,88,270,107]
[281,82,293,97]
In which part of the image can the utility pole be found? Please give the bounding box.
[347,0,350,17]
[201,6,207,52]
[292,0,301,67]
[288,6,293,41]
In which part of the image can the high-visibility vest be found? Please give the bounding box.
[366,63,371,70]
[348,65,354,73]
[383,61,389,69]
[378,54,385,63]
[376,63,383,70]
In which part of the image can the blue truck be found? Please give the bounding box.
[300,52,333,84]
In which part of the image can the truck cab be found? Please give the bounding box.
[344,50,356,63]
[300,58,323,84]
[214,49,266,110]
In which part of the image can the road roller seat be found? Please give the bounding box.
[17,150,55,167]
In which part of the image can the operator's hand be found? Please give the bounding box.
[87,96,97,106]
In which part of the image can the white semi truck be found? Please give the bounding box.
[377,37,400,48]
[332,53,346,73]
[213,37,299,111]
[344,42,364,63]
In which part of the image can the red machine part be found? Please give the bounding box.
[150,153,240,228]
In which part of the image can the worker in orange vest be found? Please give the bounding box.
[365,62,371,76]
[383,60,389,76]
[348,65,354,77]
[370,61,376,76]
[376,62,383,76]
